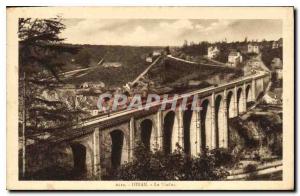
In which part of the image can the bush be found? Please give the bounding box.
[244,164,258,180]
[210,148,239,168]
[106,143,234,180]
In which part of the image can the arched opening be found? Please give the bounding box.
[163,111,175,154]
[227,91,235,118]
[246,85,251,102]
[237,88,243,115]
[245,85,252,109]
[183,104,192,155]
[215,95,225,148]
[200,99,211,150]
[110,130,124,168]
[70,143,87,175]
[140,119,153,150]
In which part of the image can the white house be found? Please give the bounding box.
[207,46,220,59]
[152,51,161,57]
[102,62,122,68]
[272,38,283,49]
[248,43,260,54]
[146,56,153,63]
[80,82,90,89]
[228,51,243,67]
[90,108,99,116]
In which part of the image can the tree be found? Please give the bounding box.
[183,40,188,48]
[215,42,230,63]
[18,18,82,177]
[261,47,283,70]
[105,143,233,180]
[164,46,171,55]
[180,41,209,57]
[74,48,92,67]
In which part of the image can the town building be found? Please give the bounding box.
[272,38,283,49]
[89,107,100,116]
[207,46,220,59]
[248,43,260,54]
[228,51,243,67]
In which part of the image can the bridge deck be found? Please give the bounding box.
[78,70,268,126]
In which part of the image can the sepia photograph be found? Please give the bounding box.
[6,6,294,190]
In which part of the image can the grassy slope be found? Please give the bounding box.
[61,45,163,87]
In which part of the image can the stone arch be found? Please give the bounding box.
[227,91,235,118]
[110,130,124,168]
[163,111,175,154]
[140,119,153,151]
[200,99,212,150]
[70,143,87,175]
[183,104,193,155]
[237,88,244,115]
[215,95,225,148]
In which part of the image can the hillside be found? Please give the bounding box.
[57,45,244,95]
[129,55,244,95]
[59,45,164,87]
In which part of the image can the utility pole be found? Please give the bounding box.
[22,72,26,178]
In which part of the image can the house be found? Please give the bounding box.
[89,107,99,116]
[80,82,90,89]
[271,58,283,80]
[102,62,122,68]
[228,51,243,67]
[248,43,260,54]
[275,67,283,80]
[152,51,161,57]
[272,38,283,49]
[278,38,283,47]
[207,46,220,59]
[78,82,105,94]
[146,56,153,63]
[272,41,279,49]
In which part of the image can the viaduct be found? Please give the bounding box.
[25,71,271,179]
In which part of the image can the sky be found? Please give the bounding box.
[61,19,282,46]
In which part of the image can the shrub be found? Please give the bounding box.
[244,164,258,180]
[107,143,234,180]
[210,148,239,168]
